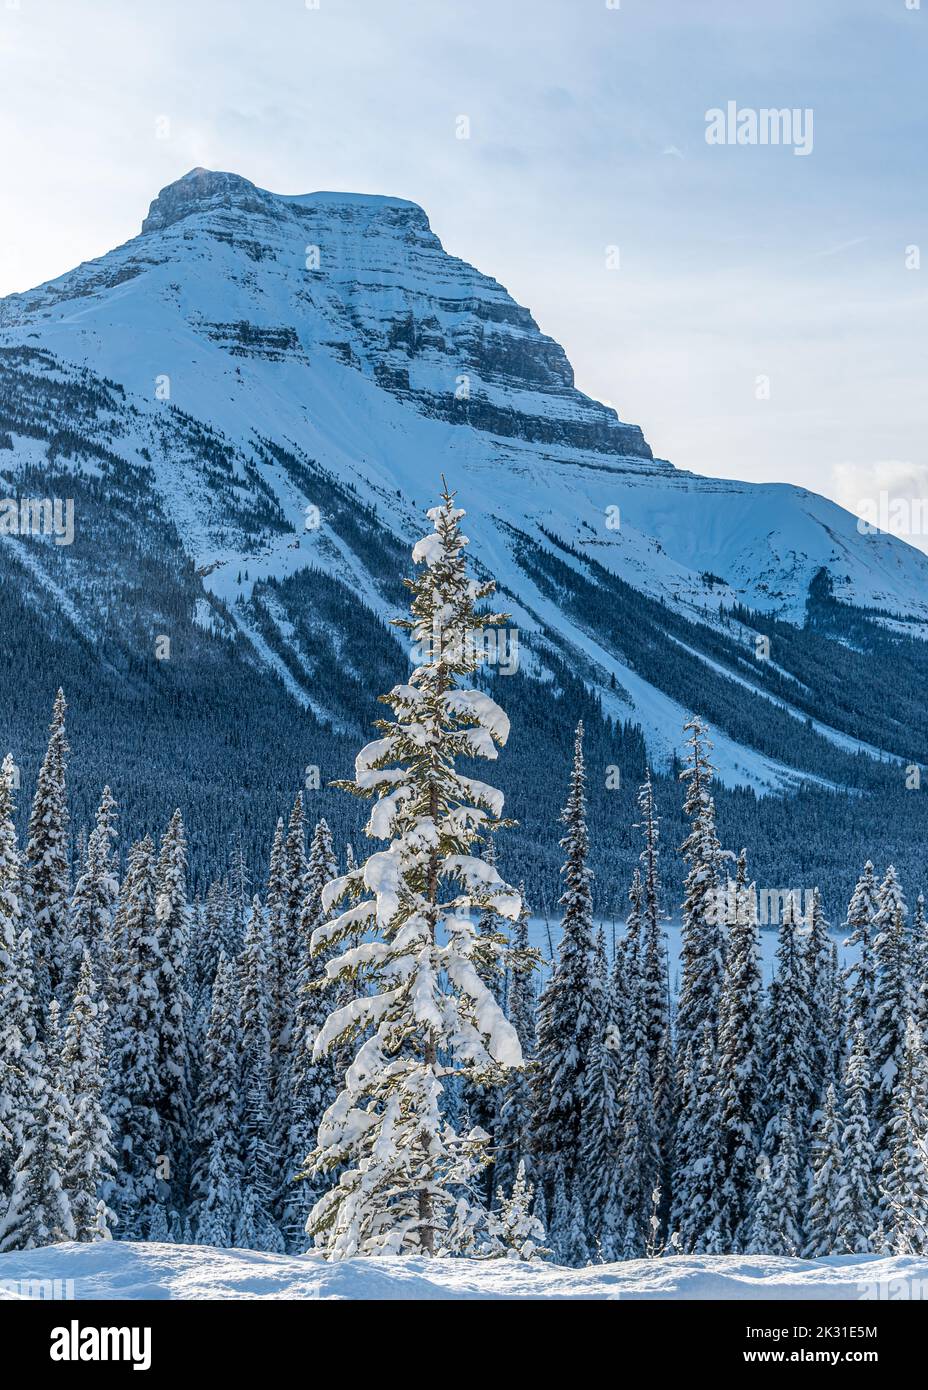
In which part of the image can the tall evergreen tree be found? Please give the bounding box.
[60,953,117,1240]
[108,836,163,1238]
[465,837,510,1204]
[805,888,835,1113]
[563,1185,591,1267]
[671,1026,725,1253]
[493,885,537,1201]
[636,772,673,1205]
[26,688,71,1008]
[676,717,726,1079]
[762,892,815,1161]
[532,722,600,1204]
[716,852,764,1250]
[263,816,287,1028]
[237,896,284,1253]
[746,1106,802,1257]
[842,861,880,1044]
[580,931,624,1260]
[0,753,37,1202]
[881,1015,928,1253]
[279,818,339,1250]
[276,792,306,1042]
[871,865,914,1156]
[154,810,192,1209]
[834,1026,877,1254]
[66,786,119,1001]
[825,941,847,1093]
[304,488,524,1258]
[192,953,241,1247]
[913,893,928,1037]
[265,800,303,1225]
[803,1083,843,1257]
[636,771,668,1078]
[190,879,236,1022]
[0,1001,75,1250]
[227,838,250,955]
[617,885,661,1258]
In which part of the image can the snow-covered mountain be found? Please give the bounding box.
[2,167,927,865]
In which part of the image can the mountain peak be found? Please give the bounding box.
[141,168,266,234]
[141,168,430,237]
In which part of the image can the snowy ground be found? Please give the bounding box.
[0,1242,925,1300]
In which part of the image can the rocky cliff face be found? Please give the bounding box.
[7,167,652,459]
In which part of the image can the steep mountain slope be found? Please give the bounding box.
[2,168,927,904]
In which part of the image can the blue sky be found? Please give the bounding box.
[1,0,925,514]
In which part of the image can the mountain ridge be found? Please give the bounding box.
[1,167,927,906]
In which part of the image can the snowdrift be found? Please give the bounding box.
[1,1241,925,1300]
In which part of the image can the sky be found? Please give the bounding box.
[0,0,925,522]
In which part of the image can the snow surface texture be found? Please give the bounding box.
[3,167,928,794]
[0,1241,923,1300]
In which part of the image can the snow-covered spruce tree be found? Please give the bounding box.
[563,1185,591,1267]
[227,838,250,956]
[60,953,117,1240]
[236,896,284,1252]
[532,721,601,1210]
[580,931,624,1260]
[108,836,164,1239]
[881,1015,928,1253]
[676,717,727,1081]
[0,753,38,1203]
[547,1162,570,1262]
[465,839,509,1204]
[191,953,242,1247]
[620,1050,661,1260]
[617,894,661,1258]
[913,893,928,1037]
[716,851,764,1250]
[762,892,815,1165]
[746,1107,802,1257]
[636,772,673,1208]
[283,794,307,965]
[497,1159,548,1261]
[66,786,119,1003]
[805,888,836,1114]
[275,792,305,1045]
[279,817,339,1251]
[26,688,71,1009]
[0,1001,75,1250]
[833,1026,877,1254]
[147,1204,170,1242]
[825,941,847,1094]
[871,865,914,1157]
[616,865,642,1029]
[636,771,669,1078]
[493,884,538,1201]
[153,810,193,1210]
[264,815,286,981]
[803,1083,843,1257]
[266,798,303,1224]
[670,1026,726,1254]
[842,860,880,1046]
[190,879,237,1024]
[303,487,523,1258]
